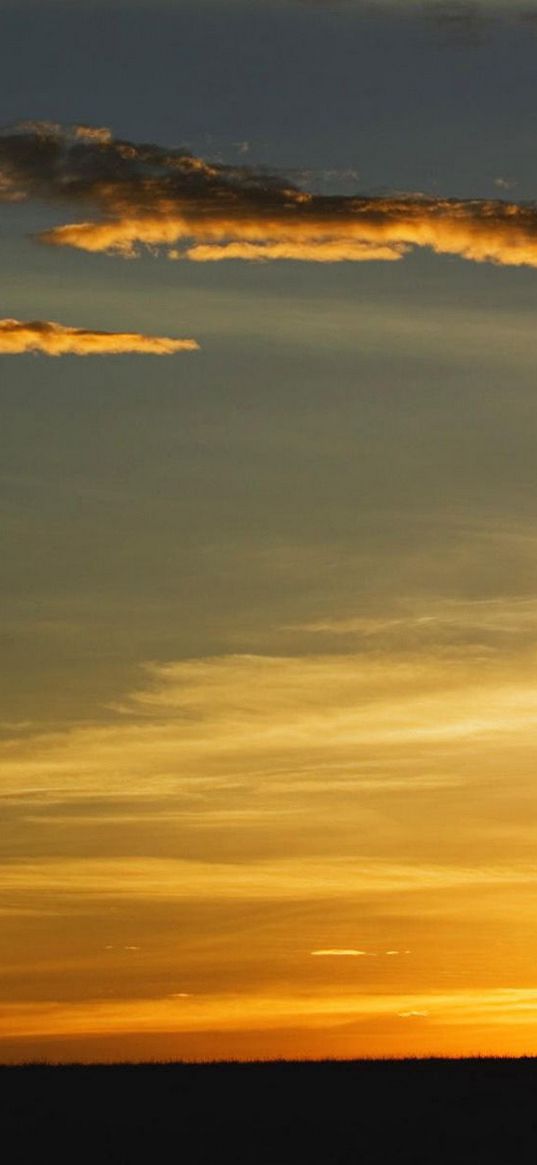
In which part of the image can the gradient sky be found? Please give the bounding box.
[2,0,537,1062]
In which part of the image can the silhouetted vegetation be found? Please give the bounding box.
[2,1057,537,1163]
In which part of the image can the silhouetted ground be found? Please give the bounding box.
[2,1058,537,1163]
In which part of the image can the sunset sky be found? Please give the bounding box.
[2,0,537,1062]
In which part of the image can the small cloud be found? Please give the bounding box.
[423,1,492,47]
[385,950,400,955]
[15,119,62,138]
[169,992,191,998]
[124,945,140,951]
[74,124,113,144]
[494,177,516,191]
[398,1010,429,1019]
[0,319,200,357]
[310,948,369,957]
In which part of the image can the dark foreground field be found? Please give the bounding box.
[3,1058,537,1163]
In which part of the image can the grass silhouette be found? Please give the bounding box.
[2,1057,537,1163]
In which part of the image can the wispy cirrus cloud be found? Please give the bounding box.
[3,986,537,1047]
[290,596,537,647]
[0,318,199,356]
[4,647,537,821]
[3,124,537,269]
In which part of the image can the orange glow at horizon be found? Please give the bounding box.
[2,635,537,1061]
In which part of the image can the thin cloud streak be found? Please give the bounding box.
[293,596,537,642]
[2,985,537,1044]
[310,949,369,956]
[0,319,200,356]
[2,124,537,268]
[2,854,536,904]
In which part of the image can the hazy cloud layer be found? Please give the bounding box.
[0,318,199,356]
[3,124,537,268]
[4,645,537,818]
[3,980,537,1056]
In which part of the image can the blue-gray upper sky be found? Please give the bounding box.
[3,1,537,197]
[3,0,537,721]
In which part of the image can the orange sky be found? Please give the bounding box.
[3,634,537,1061]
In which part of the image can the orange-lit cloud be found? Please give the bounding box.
[0,318,200,356]
[310,949,369,956]
[2,124,537,268]
[73,125,113,144]
[38,195,537,270]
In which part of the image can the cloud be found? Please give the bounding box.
[3,855,535,908]
[0,318,199,356]
[73,125,113,145]
[422,1,492,46]
[3,648,537,930]
[291,596,537,646]
[5,647,537,811]
[310,949,369,956]
[3,124,537,269]
[299,0,492,43]
[2,986,537,1046]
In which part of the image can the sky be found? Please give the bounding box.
[2,0,537,1062]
